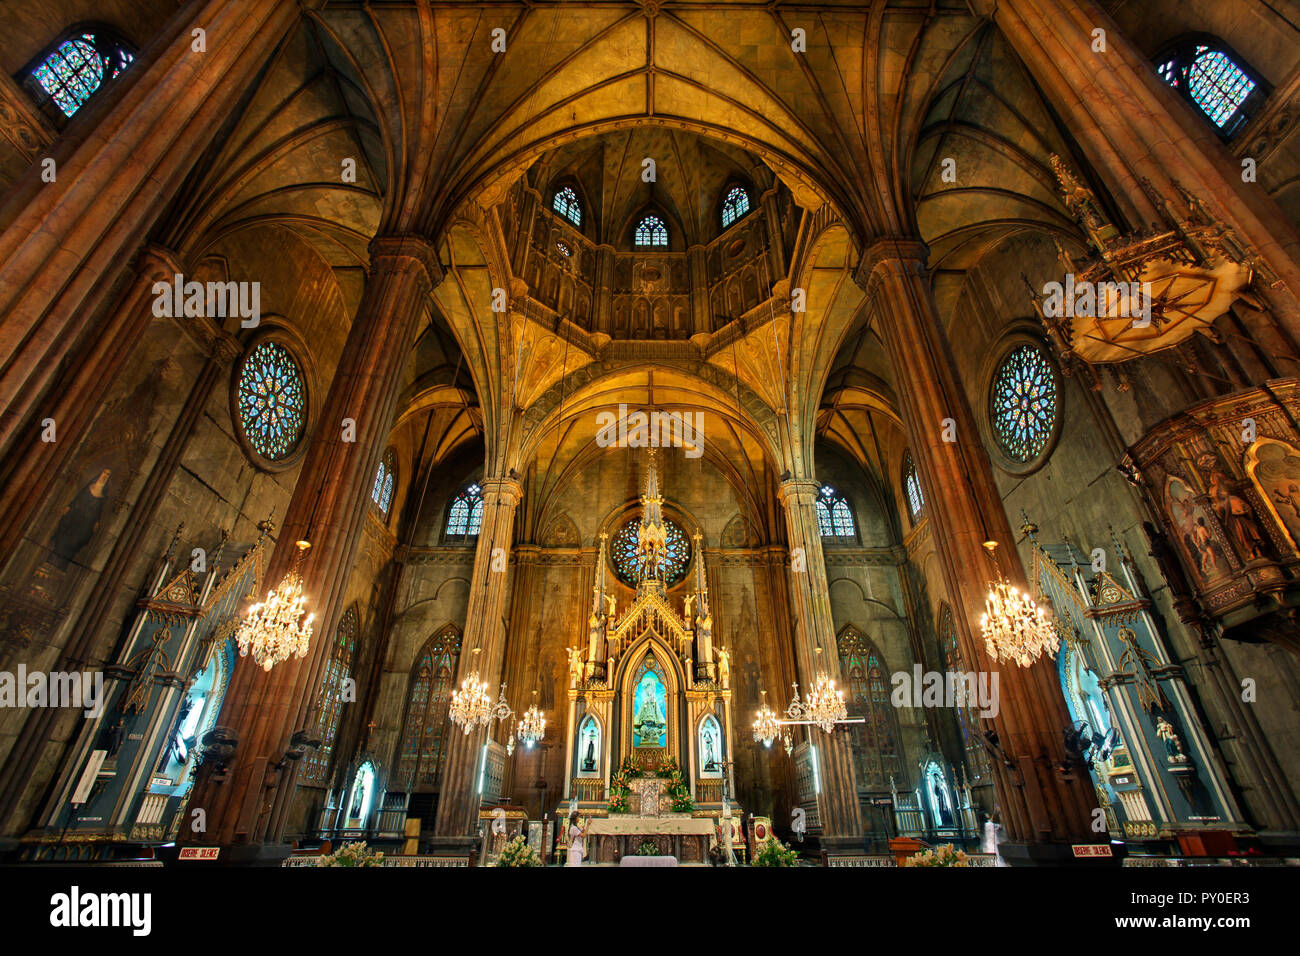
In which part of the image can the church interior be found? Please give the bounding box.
[1,0,1300,881]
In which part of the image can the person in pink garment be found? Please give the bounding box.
[567,812,588,867]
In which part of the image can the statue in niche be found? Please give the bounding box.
[48,467,112,570]
[716,646,731,688]
[567,646,584,686]
[702,726,718,771]
[1155,716,1189,765]
[582,738,596,773]
[1207,468,1269,561]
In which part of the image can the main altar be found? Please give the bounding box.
[557,453,739,863]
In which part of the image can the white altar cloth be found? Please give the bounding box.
[620,855,678,867]
[589,816,714,836]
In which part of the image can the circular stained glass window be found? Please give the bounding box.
[236,340,307,461]
[989,343,1058,464]
[610,517,691,587]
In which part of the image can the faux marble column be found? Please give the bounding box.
[858,238,1096,851]
[184,236,440,852]
[433,476,523,839]
[777,477,865,847]
[0,0,307,460]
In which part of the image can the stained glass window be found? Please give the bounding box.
[300,607,357,785]
[989,343,1058,464]
[838,629,902,790]
[609,516,691,587]
[721,186,750,228]
[816,485,855,538]
[552,186,582,226]
[446,482,484,537]
[940,603,992,783]
[903,453,924,521]
[556,240,572,257]
[235,340,307,461]
[371,449,396,518]
[634,215,668,247]
[1157,40,1262,137]
[397,627,461,788]
[28,31,134,118]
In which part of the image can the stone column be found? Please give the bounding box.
[688,246,710,334]
[858,238,1096,854]
[0,0,308,461]
[594,246,616,333]
[979,0,1300,334]
[183,236,439,856]
[433,475,523,841]
[0,245,179,568]
[776,477,864,849]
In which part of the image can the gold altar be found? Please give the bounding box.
[587,814,715,864]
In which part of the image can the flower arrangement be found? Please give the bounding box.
[636,839,659,857]
[495,834,542,867]
[899,843,969,867]
[656,756,681,778]
[752,838,798,867]
[317,841,384,867]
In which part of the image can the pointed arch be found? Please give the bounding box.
[939,603,992,785]
[836,626,903,790]
[300,604,359,785]
[396,624,463,790]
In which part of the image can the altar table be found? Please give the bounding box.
[620,855,678,867]
[588,815,713,864]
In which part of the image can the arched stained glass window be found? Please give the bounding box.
[940,603,992,783]
[609,516,691,587]
[371,448,396,518]
[446,482,484,537]
[300,607,358,785]
[838,629,902,790]
[989,343,1058,464]
[552,186,582,226]
[1157,38,1263,137]
[634,215,668,247]
[816,485,855,538]
[26,30,134,119]
[397,627,461,788]
[721,186,750,228]
[235,340,308,462]
[903,453,924,521]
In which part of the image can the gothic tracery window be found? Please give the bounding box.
[838,629,902,790]
[989,343,1058,465]
[609,516,691,587]
[721,186,750,228]
[235,340,308,462]
[1157,38,1263,138]
[445,482,484,537]
[300,606,357,785]
[371,448,396,518]
[634,214,668,247]
[940,603,992,784]
[816,485,856,538]
[552,185,582,226]
[397,627,461,788]
[25,29,135,119]
[903,453,924,521]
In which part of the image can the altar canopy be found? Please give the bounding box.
[560,452,735,816]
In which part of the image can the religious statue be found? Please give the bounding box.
[1155,716,1189,764]
[49,467,112,570]
[350,779,366,818]
[683,594,696,620]
[567,646,584,686]
[1207,468,1269,561]
[716,646,730,688]
[702,727,718,771]
[581,737,597,773]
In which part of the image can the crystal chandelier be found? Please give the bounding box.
[979,540,1060,667]
[516,690,546,749]
[449,648,514,734]
[234,540,314,672]
[752,691,781,747]
[786,673,848,733]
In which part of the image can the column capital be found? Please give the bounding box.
[479,475,524,506]
[368,233,444,290]
[853,236,930,294]
[776,476,822,506]
[135,243,183,282]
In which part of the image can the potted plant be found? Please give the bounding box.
[752,837,799,867]
[317,841,385,867]
[494,834,542,867]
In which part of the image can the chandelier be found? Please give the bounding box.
[234,540,314,672]
[786,674,848,734]
[516,690,546,749]
[979,540,1060,667]
[449,648,514,734]
[752,691,781,747]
